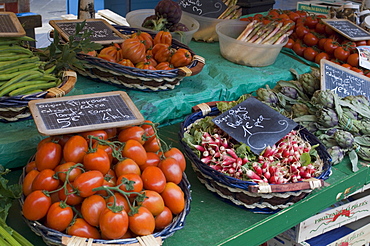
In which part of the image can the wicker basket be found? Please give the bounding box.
[18,163,191,246]
[0,70,76,122]
[179,104,332,214]
[75,26,205,92]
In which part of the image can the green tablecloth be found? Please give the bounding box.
[0,42,312,169]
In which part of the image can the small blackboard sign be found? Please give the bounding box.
[178,0,227,18]
[321,19,370,41]
[320,59,370,99]
[0,12,26,37]
[212,97,298,155]
[28,91,144,136]
[49,19,126,45]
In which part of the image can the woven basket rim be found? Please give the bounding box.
[19,157,192,245]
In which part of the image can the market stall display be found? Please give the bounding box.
[18,123,191,245]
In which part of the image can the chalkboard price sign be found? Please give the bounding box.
[321,19,370,41]
[179,0,227,18]
[49,19,126,45]
[29,91,144,136]
[320,59,370,99]
[0,12,26,37]
[212,97,298,155]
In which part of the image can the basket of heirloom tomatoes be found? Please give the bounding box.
[76,26,205,92]
[19,120,190,245]
[179,98,331,214]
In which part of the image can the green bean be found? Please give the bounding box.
[0,70,43,93]
[1,62,41,74]
[0,46,34,55]
[0,80,50,97]
[0,56,39,71]
[9,82,57,97]
[0,54,32,61]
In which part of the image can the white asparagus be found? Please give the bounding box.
[236,20,258,41]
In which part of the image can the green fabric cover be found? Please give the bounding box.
[0,42,312,168]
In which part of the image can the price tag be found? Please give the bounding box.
[49,19,126,45]
[0,12,26,37]
[320,59,370,99]
[29,91,144,136]
[178,0,227,18]
[212,97,298,155]
[321,19,370,41]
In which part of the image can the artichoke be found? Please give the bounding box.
[334,130,355,149]
[280,86,298,99]
[256,87,279,106]
[326,128,338,136]
[342,107,360,120]
[155,0,182,26]
[327,146,346,165]
[291,103,309,117]
[316,108,339,128]
[356,145,370,161]
[311,90,336,109]
[318,134,339,148]
[299,72,320,97]
[343,95,370,107]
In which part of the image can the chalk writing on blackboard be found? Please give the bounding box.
[320,59,370,99]
[29,91,144,136]
[179,0,227,18]
[212,97,298,155]
[0,12,26,37]
[322,19,370,41]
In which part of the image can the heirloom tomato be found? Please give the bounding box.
[83,148,111,175]
[118,58,135,67]
[73,170,104,197]
[156,61,174,70]
[121,38,146,64]
[81,194,107,227]
[152,43,172,62]
[170,48,192,67]
[153,30,172,45]
[46,201,73,231]
[132,31,154,49]
[22,190,51,221]
[66,218,101,239]
[161,182,185,215]
[129,206,155,236]
[141,166,166,193]
[99,208,129,239]
[155,206,173,230]
[35,141,62,171]
[63,135,88,163]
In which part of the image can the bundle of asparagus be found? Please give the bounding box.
[218,0,242,20]
[237,20,294,45]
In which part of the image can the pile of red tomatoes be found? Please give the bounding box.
[241,9,370,77]
[21,120,187,240]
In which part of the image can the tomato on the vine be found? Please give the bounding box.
[63,135,88,163]
[303,47,318,62]
[129,206,155,236]
[66,218,101,239]
[304,15,319,29]
[303,32,319,47]
[334,46,350,62]
[114,158,141,177]
[117,173,143,197]
[122,139,147,166]
[158,157,183,184]
[83,148,111,175]
[284,38,294,49]
[73,170,105,197]
[46,201,74,231]
[106,192,130,213]
[295,25,309,39]
[347,53,359,67]
[163,147,187,172]
[155,206,173,230]
[141,166,166,193]
[292,42,306,56]
[54,161,82,183]
[80,130,108,144]
[22,190,51,221]
[99,208,129,239]
[140,190,165,216]
[81,194,107,227]
[31,168,60,192]
[314,52,330,64]
[35,141,62,171]
[160,182,185,215]
[58,183,84,206]
[143,136,161,153]
[315,22,326,34]
[22,169,39,196]
[140,152,161,171]
[323,39,339,55]
[118,126,146,145]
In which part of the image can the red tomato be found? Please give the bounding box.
[129,206,155,236]
[83,148,111,175]
[95,169,116,197]
[22,190,51,221]
[105,127,117,139]
[324,39,339,55]
[288,11,300,22]
[66,218,101,239]
[92,141,114,163]
[325,25,336,36]
[163,147,186,172]
[315,22,326,34]
[334,46,350,62]
[73,170,105,197]
[295,25,309,39]
[25,160,37,173]
[54,161,82,183]
[303,33,319,47]
[99,208,129,239]
[118,126,146,145]
[140,152,161,171]
[141,166,166,193]
[37,135,70,150]
[304,16,318,29]
[284,38,294,49]
[63,135,88,163]
[143,136,161,153]
[314,52,330,64]
[303,47,318,62]
[121,139,147,166]
[351,67,364,75]
[347,53,359,67]
[58,183,84,206]
[117,173,143,197]
[22,169,39,196]
[318,38,328,50]
[114,158,141,177]
[292,42,306,56]
[81,194,107,227]
[106,192,130,213]
[356,40,367,47]
[155,206,173,230]
[46,201,74,231]
[158,157,183,185]
[161,182,185,215]
[32,169,59,192]
[80,130,108,143]
[35,142,62,171]
[140,190,165,216]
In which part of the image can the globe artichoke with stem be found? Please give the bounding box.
[256,87,279,106]
[316,108,339,128]
[299,72,320,97]
[327,146,346,165]
[311,90,336,109]
[291,103,310,118]
[334,130,355,149]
